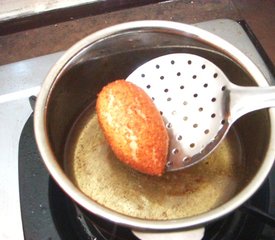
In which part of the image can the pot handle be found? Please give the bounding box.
[132,227,205,240]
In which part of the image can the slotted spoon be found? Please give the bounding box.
[126,53,275,171]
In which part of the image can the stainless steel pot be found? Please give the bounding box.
[34,20,275,231]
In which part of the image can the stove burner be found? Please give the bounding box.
[19,114,275,240]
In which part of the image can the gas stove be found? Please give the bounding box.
[0,19,274,240]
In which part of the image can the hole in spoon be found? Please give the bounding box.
[172,148,179,155]
[166,161,173,167]
[190,143,195,148]
[182,157,191,164]
[177,135,183,141]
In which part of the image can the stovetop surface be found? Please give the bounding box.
[0,19,275,240]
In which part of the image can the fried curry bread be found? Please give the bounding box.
[96,80,169,176]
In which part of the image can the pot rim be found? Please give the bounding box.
[34,20,275,230]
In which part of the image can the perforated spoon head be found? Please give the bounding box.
[126,53,231,171]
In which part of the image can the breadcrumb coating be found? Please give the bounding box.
[96,80,168,176]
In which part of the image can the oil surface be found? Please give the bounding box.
[64,104,245,220]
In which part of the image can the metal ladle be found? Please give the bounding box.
[126,53,275,171]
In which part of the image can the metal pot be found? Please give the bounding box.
[34,20,275,231]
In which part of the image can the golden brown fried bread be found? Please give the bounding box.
[96,80,169,176]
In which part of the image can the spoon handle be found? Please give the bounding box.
[229,85,275,123]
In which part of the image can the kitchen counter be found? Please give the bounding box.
[0,0,274,66]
